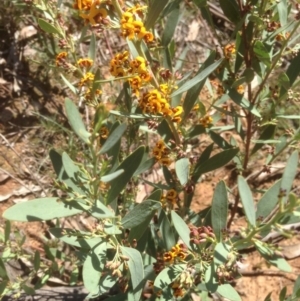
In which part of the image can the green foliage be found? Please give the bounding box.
[2,0,300,300]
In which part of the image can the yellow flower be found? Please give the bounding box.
[100,126,109,139]
[236,85,244,94]
[79,72,95,87]
[171,106,183,123]
[224,43,236,59]
[79,2,107,25]
[73,0,93,10]
[143,31,154,43]
[77,58,93,68]
[55,51,68,66]
[199,115,213,128]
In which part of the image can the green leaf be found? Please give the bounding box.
[217,284,242,301]
[193,148,239,182]
[99,123,127,154]
[122,200,161,229]
[161,5,179,46]
[219,0,241,24]
[120,247,144,301]
[214,242,231,266]
[128,216,152,243]
[65,98,91,144]
[175,158,189,186]
[279,286,287,301]
[145,0,169,29]
[49,149,84,194]
[276,115,300,119]
[171,210,191,249]
[107,146,145,203]
[209,131,232,150]
[277,0,288,27]
[133,158,155,177]
[153,264,185,293]
[286,49,300,86]
[256,180,281,221]
[251,124,276,155]
[278,72,290,90]
[90,199,115,219]
[83,243,106,294]
[88,32,96,62]
[160,211,176,251]
[205,262,218,293]
[212,181,228,241]
[293,276,300,297]
[62,152,80,179]
[157,119,174,142]
[171,59,223,97]
[3,198,83,221]
[238,176,256,227]
[182,52,216,121]
[0,258,8,280]
[228,89,261,117]
[253,41,271,65]
[0,280,8,295]
[34,251,40,272]
[281,151,298,202]
[101,169,124,182]
[60,73,77,94]
[22,285,35,296]
[49,228,104,249]
[4,220,10,244]
[38,18,61,35]
[262,254,292,272]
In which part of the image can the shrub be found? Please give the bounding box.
[1,0,300,300]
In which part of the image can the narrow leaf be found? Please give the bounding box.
[100,169,124,182]
[65,98,91,144]
[99,123,127,154]
[153,265,185,293]
[211,181,228,241]
[145,0,169,29]
[3,198,83,221]
[217,284,242,301]
[193,148,239,181]
[175,158,189,186]
[38,18,61,35]
[171,59,223,97]
[219,0,241,24]
[161,6,180,46]
[121,247,144,301]
[281,151,298,202]
[171,210,191,249]
[238,176,256,226]
[256,180,281,221]
[107,146,145,203]
[122,200,161,229]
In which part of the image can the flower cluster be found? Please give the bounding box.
[190,226,216,245]
[55,51,68,66]
[163,244,187,264]
[160,188,179,209]
[224,43,236,59]
[152,140,172,166]
[199,115,213,128]
[120,5,154,43]
[77,58,93,69]
[110,51,151,96]
[139,88,183,122]
[74,0,108,26]
[78,72,95,87]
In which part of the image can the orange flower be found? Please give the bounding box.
[77,58,93,68]
[55,51,68,66]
